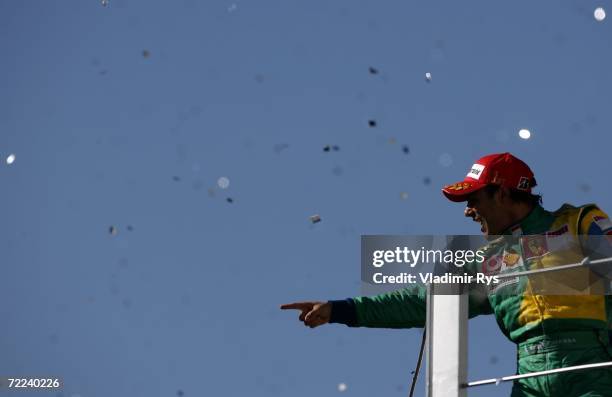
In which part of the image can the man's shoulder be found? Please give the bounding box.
[553,202,596,212]
[551,203,610,235]
[551,203,602,218]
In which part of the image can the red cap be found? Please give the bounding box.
[442,153,536,202]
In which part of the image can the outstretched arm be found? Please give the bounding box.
[281,286,428,329]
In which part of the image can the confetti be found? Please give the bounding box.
[273,143,289,153]
[402,145,410,154]
[337,383,347,392]
[594,7,606,22]
[368,120,377,127]
[142,50,150,58]
[423,177,432,186]
[109,226,117,236]
[323,145,331,152]
[310,214,321,224]
[569,122,581,134]
[518,129,531,140]
[425,72,432,82]
[177,390,184,397]
[228,3,237,12]
[578,183,591,192]
[226,197,234,203]
[217,177,230,189]
[172,176,181,182]
[368,66,379,74]
[101,0,108,6]
[49,334,59,345]
[6,154,16,164]
[400,192,409,200]
[127,225,134,231]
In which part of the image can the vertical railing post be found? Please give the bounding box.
[426,282,468,397]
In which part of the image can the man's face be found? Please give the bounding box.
[464,188,506,237]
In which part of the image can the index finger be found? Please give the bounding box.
[280,302,309,310]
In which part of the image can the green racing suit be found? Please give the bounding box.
[330,204,612,397]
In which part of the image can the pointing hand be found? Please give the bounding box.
[280,301,332,328]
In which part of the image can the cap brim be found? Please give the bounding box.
[441,181,486,202]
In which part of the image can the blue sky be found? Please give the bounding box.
[1,1,611,396]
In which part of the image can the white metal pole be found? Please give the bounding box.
[426,283,468,397]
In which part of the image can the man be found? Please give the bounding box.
[281,152,612,397]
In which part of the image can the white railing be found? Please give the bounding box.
[425,256,612,397]
[465,361,612,388]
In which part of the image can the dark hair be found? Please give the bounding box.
[483,184,542,206]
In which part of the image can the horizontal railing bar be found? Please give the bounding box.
[464,361,612,388]
[495,256,612,280]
